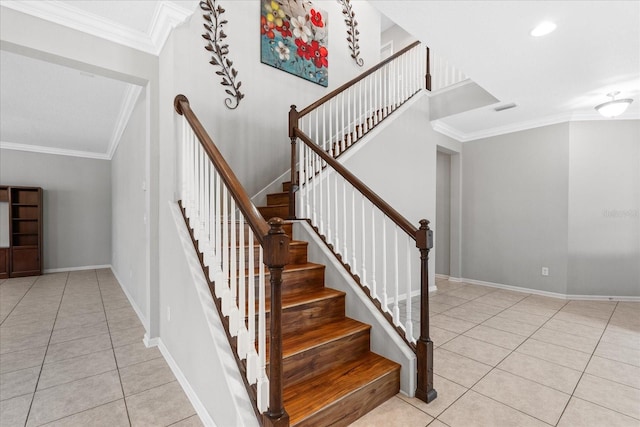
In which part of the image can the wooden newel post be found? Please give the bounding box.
[263,218,290,427]
[425,47,432,92]
[288,105,299,220]
[415,219,437,403]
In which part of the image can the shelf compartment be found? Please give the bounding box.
[10,189,39,205]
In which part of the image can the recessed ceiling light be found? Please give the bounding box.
[530,21,557,37]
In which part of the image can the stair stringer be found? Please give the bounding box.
[292,220,417,397]
[164,202,259,427]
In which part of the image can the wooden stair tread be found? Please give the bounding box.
[282,318,370,358]
[283,352,400,425]
[241,262,323,276]
[261,288,345,313]
[237,239,306,249]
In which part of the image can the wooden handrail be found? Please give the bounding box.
[174,95,270,243]
[297,41,421,117]
[293,127,418,239]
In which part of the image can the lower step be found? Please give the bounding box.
[284,351,400,426]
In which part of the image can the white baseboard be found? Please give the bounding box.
[143,334,159,348]
[461,277,640,302]
[157,338,217,427]
[44,264,111,273]
[435,274,449,280]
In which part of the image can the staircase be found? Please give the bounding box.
[255,181,400,426]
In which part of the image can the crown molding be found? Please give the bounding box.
[0,1,193,55]
[0,141,110,160]
[433,110,640,142]
[107,85,144,159]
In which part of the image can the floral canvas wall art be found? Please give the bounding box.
[260,0,328,87]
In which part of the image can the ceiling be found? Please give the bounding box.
[0,0,197,159]
[372,0,640,140]
[0,1,638,158]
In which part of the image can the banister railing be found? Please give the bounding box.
[175,95,290,426]
[287,44,437,402]
[289,43,426,211]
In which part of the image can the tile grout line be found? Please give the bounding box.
[95,269,133,427]
[553,300,639,425]
[0,277,41,327]
[23,272,70,427]
[430,287,575,426]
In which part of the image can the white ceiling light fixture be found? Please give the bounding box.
[530,21,557,37]
[595,91,634,118]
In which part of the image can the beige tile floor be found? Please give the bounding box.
[352,277,640,427]
[0,270,201,427]
[2,272,639,427]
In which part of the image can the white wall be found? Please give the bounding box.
[568,120,640,297]
[0,149,112,270]
[164,0,382,198]
[381,24,416,54]
[111,88,148,323]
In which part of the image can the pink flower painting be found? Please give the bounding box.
[260,0,328,87]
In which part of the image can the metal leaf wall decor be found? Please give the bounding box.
[200,0,244,109]
[338,0,363,67]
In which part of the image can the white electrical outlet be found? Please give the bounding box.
[167,306,171,322]
[542,267,549,276]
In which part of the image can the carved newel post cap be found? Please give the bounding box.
[289,105,297,111]
[419,219,430,229]
[268,217,286,234]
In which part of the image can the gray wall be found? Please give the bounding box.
[567,120,640,296]
[461,119,640,297]
[111,88,148,323]
[461,123,570,294]
[436,151,451,275]
[0,149,112,270]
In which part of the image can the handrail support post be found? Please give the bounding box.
[415,219,437,403]
[288,105,299,220]
[263,218,290,427]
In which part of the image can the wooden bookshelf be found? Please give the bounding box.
[0,186,43,278]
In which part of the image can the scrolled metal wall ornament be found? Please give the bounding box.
[200,0,244,109]
[338,0,363,67]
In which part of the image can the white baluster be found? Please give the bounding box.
[342,180,348,261]
[221,186,230,314]
[311,149,317,225]
[393,226,400,324]
[371,208,377,299]
[341,92,346,153]
[405,237,413,341]
[246,227,257,383]
[229,198,239,336]
[381,218,388,309]
[237,215,247,359]
[305,145,311,219]
[257,248,269,412]
[326,169,332,246]
[351,188,357,274]
[361,195,366,286]
[334,173,340,251]
[298,137,305,219]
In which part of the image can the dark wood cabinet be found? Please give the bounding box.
[0,186,43,278]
